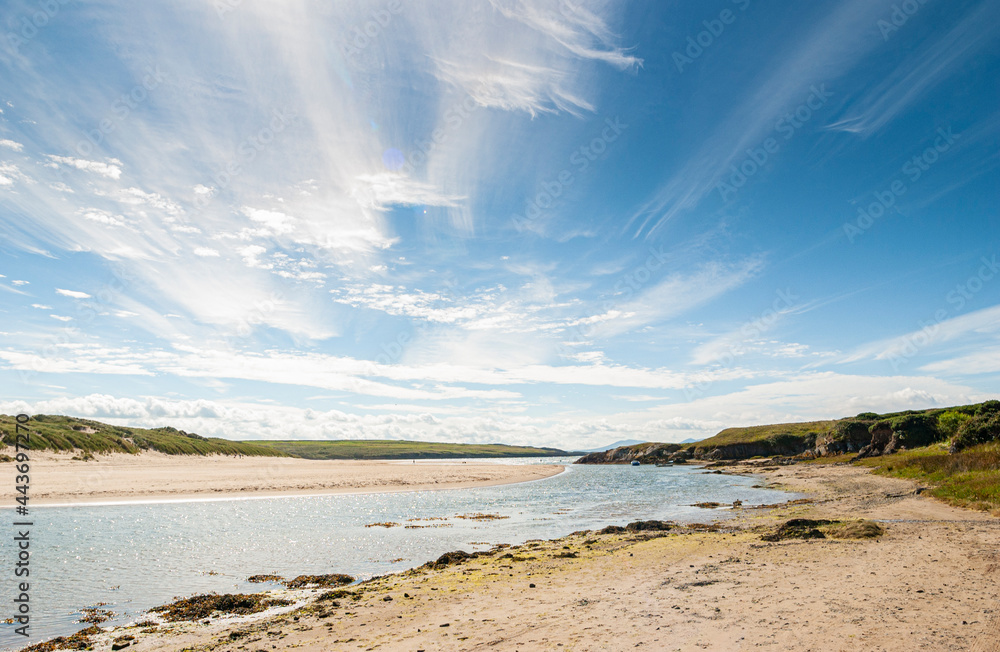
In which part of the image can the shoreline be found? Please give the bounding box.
[37,460,999,652]
[1,452,567,507]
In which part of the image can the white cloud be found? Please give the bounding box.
[56,288,92,299]
[626,0,892,237]
[0,139,23,151]
[47,155,123,179]
[0,163,29,186]
[79,208,127,227]
[31,304,52,309]
[842,303,1000,365]
[49,315,73,322]
[828,3,999,137]
[193,247,220,257]
[240,206,295,234]
[351,173,464,210]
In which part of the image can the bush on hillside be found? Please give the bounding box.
[832,419,874,443]
[938,410,972,439]
[887,414,940,448]
[951,411,1000,452]
[976,400,1000,416]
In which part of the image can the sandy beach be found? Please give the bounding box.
[66,462,1000,652]
[2,452,565,506]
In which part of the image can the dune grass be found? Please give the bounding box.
[0,414,288,457]
[856,442,1000,512]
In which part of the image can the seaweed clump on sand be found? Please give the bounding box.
[761,519,834,541]
[149,593,292,622]
[423,550,486,569]
[455,513,509,520]
[825,520,885,539]
[284,574,354,589]
[761,518,884,542]
[625,520,674,532]
[247,574,284,583]
[22,625,103,652]
[598,520,673,535]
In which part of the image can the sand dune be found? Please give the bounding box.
[3,452,565,506]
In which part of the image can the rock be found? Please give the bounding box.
[424,550,481,569]
[761,519,835,542]
[625,520,673,532]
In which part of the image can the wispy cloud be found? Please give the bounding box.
[828,1,1000,137]
[626,0,893,238]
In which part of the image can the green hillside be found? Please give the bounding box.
[0,414,287,457]
[685,401,999,456]
[0,414,570,460]
[251,439,570,460]
[690,420,839,449]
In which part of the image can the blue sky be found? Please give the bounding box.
[1,0,998,448]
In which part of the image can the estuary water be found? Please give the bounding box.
[0,459,797,649]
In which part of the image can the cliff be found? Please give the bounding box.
[575,401,1000,464]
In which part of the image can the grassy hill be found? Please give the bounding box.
[689,420,839,450]
[253,440,570,460]
[0,414,571,460]
[0,414,288,457]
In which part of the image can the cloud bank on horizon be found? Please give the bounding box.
[0,0,998,448]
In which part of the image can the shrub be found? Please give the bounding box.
[832,420,873,443]
[938,410,972,439]
[888,414,940,447]
[976,400,1000,416]
[951,412,1000,452]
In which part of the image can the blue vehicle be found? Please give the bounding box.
[631,460,640,466]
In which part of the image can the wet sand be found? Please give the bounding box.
[70,462,1000,652]
[2,451,565,506]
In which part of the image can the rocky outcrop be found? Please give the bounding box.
[576,411,952,464]
[575,443,682,464]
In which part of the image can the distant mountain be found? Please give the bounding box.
[679,438,700,444]
[579,439,648,453]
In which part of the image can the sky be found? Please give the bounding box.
[0,0,998,449]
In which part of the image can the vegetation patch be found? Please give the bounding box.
[149,593,292,622]
[857,442,1000,511]
[692,502,722,509]
[284,574,354,589]
[455,513,508,520]
[365,522,400,528]
[247,574,283,583]
[825,520,884,540]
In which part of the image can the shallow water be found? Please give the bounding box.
[0,459,796,649]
